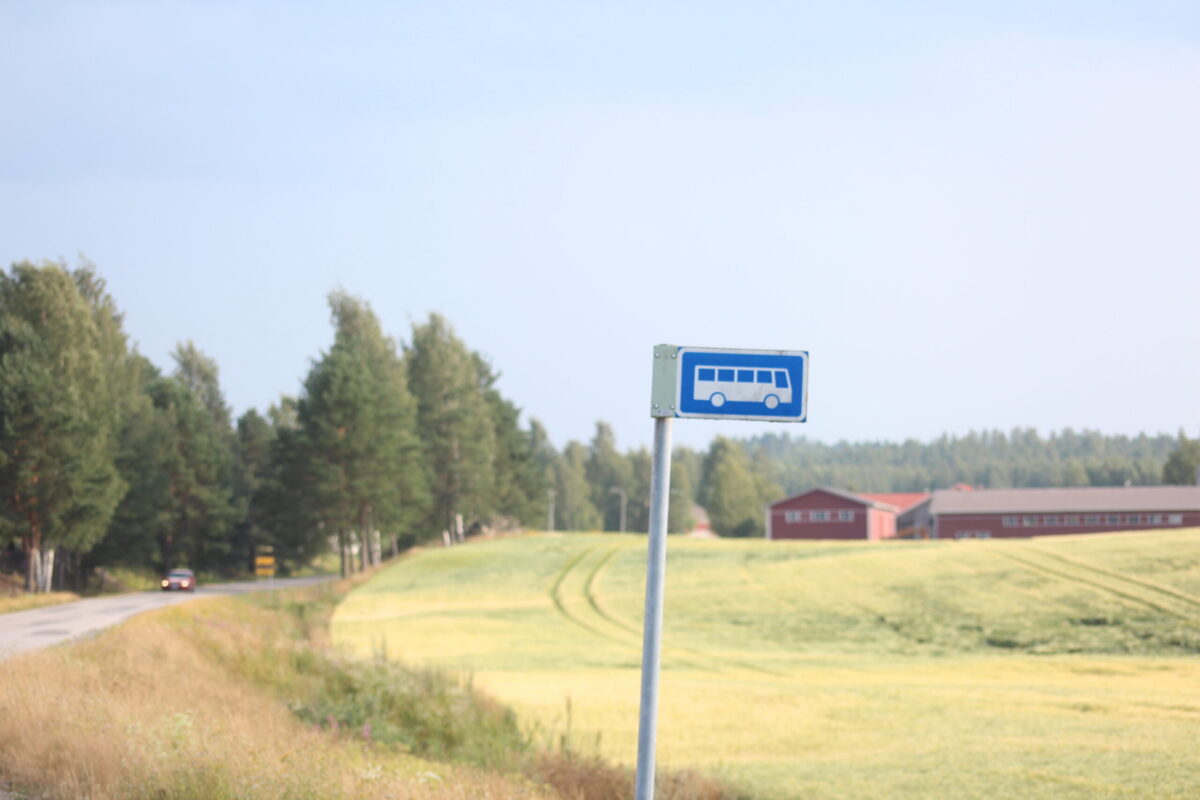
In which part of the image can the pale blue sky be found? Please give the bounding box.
[3,1,1197,450]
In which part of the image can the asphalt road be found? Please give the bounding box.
[0,576,332,660]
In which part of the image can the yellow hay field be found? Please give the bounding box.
[333,531,1200,799]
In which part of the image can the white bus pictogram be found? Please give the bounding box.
[693,365,792,409]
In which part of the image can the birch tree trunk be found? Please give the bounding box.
[26,544,40,593]
[39,548,55,593]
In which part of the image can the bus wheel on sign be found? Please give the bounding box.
[709,392,726,408]
[764,394,779,409]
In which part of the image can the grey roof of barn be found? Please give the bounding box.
[922,486,1200,515]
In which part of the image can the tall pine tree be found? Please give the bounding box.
[406,313,495,538]
[0,262,127,590]
[295,293,428,573]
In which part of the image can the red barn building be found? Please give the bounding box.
[899,486,1200,539]
[766,488,930,541]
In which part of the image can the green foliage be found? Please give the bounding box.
[625,447,652,533]
[667,459,695,534]
[745,428,1176,494]
[0,261,128,589]
[554,441,601,531]
[295,660,526,767]
[0,261,548,586]
[585,422,634,531]
[289,293,430,570]
[258,396,333,570]
[1163,433,1200,485]
[242,586,528,769]
[230,409,274,571]
[406,314,496,536]
[94,342,239,574]
[476,354,545,526]
[173,340,233,430]
[526,419,559,528]
[88,357,173,570]
[149,371,238,570]
[700,437,772,537]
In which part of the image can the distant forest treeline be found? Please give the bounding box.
[742,429,1182,494]
[2,259,1197,592]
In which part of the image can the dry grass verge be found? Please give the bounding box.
[0,573,79,614]
[0,591,79,615]
[0,576,744,800]
[528,751,731,800]
[0,589,546,800]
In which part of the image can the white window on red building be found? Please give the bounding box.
[810,510,830,522]
[838,510,854,522]
[784,511,802,523]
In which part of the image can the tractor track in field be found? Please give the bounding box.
[548,545,637,648]
[1025,547,1200,612]
[997,548,1197,622]
[582,544,641,637]
[586,544,784,675]
[552,542,785,676]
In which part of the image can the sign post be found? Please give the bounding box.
[635,344,808,800]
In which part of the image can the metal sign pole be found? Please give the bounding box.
[634,414,673,800]
[635,343,805,799]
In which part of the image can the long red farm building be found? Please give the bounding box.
[900,486,1200,540]
[767,485,1200,541]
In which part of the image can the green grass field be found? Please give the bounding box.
[332,530,1200,799]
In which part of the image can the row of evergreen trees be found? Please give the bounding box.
[746,429,1187,493]
[0,261,548,590]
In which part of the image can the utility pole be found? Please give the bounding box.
[547,488,556,532]
[610,486,628,532]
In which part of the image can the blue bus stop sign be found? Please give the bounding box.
[650,344,808,422]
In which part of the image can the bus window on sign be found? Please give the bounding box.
[692,364,794,409]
